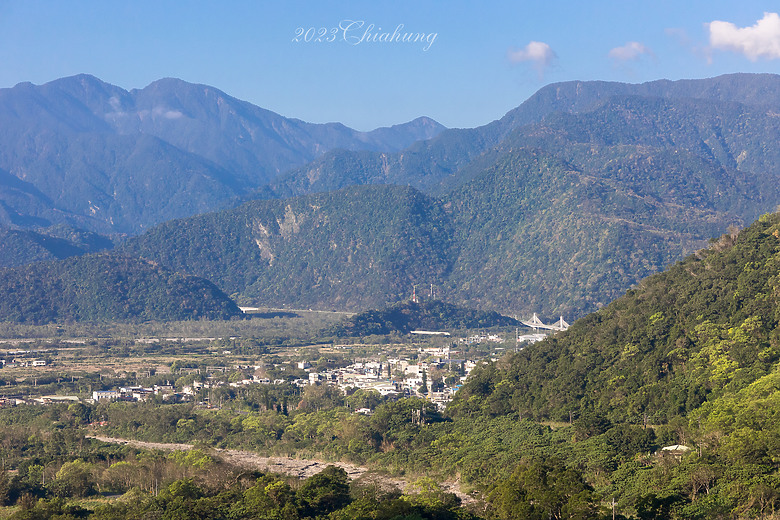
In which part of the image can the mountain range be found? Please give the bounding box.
[0,74,445,234]
[2,73,780,319]
[120,74,780,317]
[263,73,780,200]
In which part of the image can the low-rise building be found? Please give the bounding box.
[92,390,121,402]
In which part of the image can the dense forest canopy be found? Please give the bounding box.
[0,254,242,324]
[451,211,780,425]
[327,300,519,337]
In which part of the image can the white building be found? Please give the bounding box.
[92,390,120,402]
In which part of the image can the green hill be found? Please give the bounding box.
[121,185,455,311]
[0,254,242,324]
[327,299,519,337]
[450,211,780,423]
[0,224,113,267]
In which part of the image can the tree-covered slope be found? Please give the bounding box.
[501,95,780,213]
[328,299,519,337]
[441,148,738,317]
[0,254,242,323]
[0,224,113,267]
[450,211,780,423]
[262,126,495,199]
[118,146,758,318]
[121,185,456,311]
[259,74,780,201]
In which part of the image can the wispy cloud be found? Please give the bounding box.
[665,27,711,62]
[507,41,557,78]
[665,28,690,46]
[708,12,780,61]
[608,41,654,62]
[152,106,184,119]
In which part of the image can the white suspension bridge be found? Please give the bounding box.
[520,313,570,331]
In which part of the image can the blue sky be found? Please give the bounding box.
[2,1,780,130]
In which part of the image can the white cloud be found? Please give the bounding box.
[609,41,654,62]
[507,41,557,77]
[708,12,780,61]
[151,106,184,119]
[164,110,184,120]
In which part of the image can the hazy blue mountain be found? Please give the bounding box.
[263,74,780,199]
[263,126,493,199]
[496,73,780,125]
[0,74,445,233]
[103,76,445,186]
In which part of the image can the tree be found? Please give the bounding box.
[297,466,351,516]
[574,413,612,441]
[0,470,9,506]
[67,403,92,425]
[49,460,96,498]
[488,460,600,520]
[298,385,344,412]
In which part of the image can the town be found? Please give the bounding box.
[0,322,555,413]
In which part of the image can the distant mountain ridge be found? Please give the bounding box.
[120,74,780,318]
[0,74,445,233]
[0,224,113,267]
[263,73,780,200]
[2,73,777,236]
[3,73,780,321]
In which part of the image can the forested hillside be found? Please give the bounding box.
[442,148,732,314]
[0,225,113,267]
[0,254,242,323]
[451,211,780,424]
[327,299,519,337]
[121,185,456,311]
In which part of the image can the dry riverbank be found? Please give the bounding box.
[87,435,473,503]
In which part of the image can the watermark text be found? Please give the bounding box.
[292,21,438,51]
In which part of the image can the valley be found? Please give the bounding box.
[0,73,779,519]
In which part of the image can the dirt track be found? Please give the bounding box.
[87,435,473,502]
